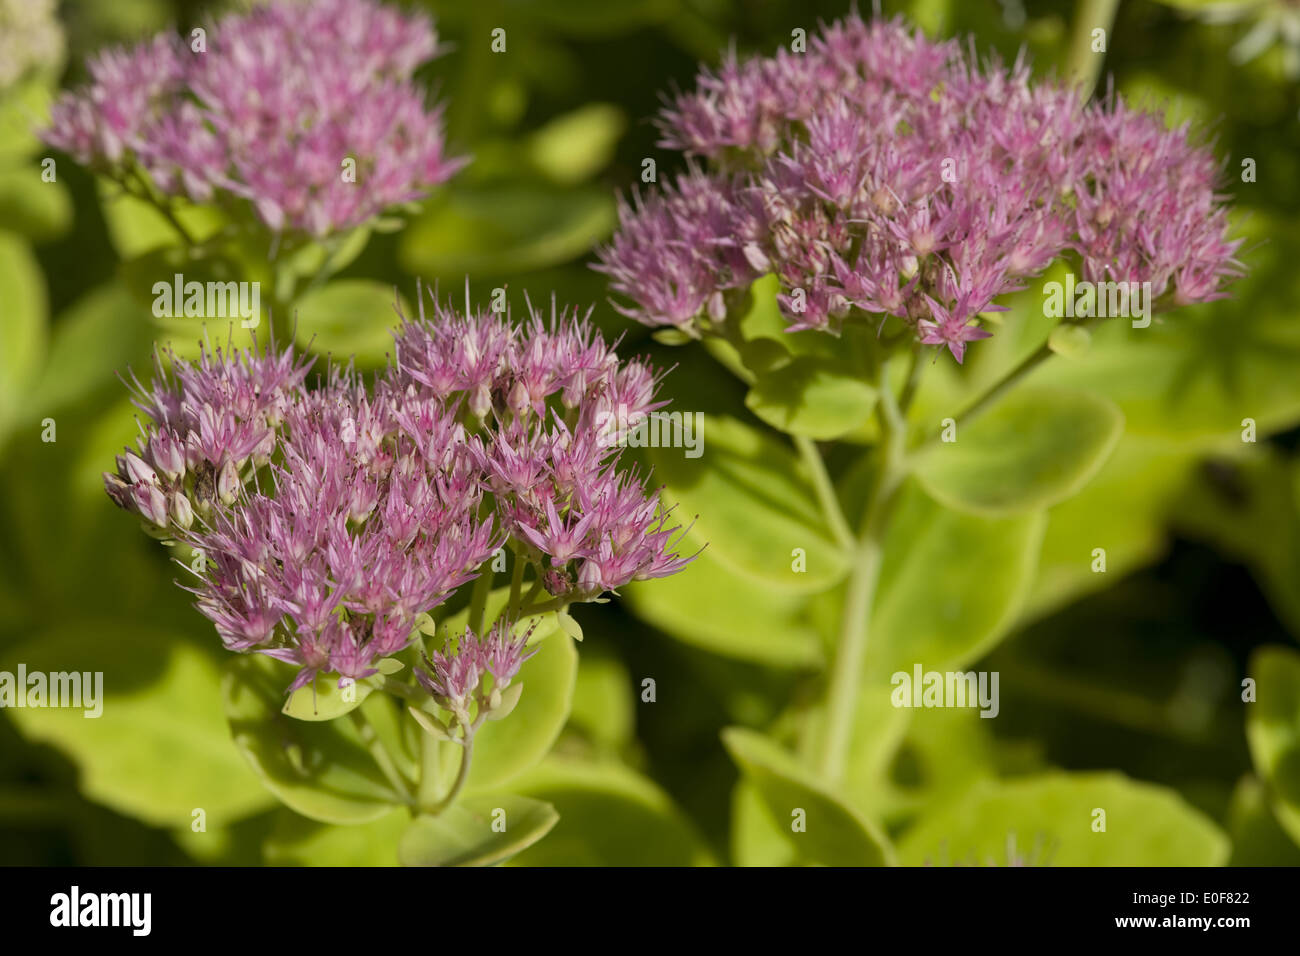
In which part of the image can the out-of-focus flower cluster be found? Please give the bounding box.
[0,0,63,92]
[104,292,693,694]
[44,0,462,237]
[597,13,1244,362]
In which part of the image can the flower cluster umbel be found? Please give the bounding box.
[597,13,1244,362]
[104,290,695,700]
[44,0,462,237]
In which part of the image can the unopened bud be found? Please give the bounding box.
[217,460,240,505]
[169,491,194,529]
[122,451,159,487]
[132,483,169,526]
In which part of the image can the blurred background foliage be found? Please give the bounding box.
[2,0,1300,865]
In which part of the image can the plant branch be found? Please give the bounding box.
[349,708,414,806]
[1066,0,1122,98]
[815,362,908,784]
[794,435,854,551]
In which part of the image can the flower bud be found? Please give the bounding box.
[469,384,492,419]
[170,491,194,530]
[217,459,240,505]
[132,482,169,526]
[122,451,159,487]
[103,472,133,510]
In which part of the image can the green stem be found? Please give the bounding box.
[123,166,198,248]
[1066,0,1122,98]
[897,341,924,416]
[815,364,908,784]
[794,435,854,551]
[508,549,526,620]
[468,561,493,637]
[349,709,414,805]
[914,342,1055,453]
[428,738,475,815]
[517,593,573,617]
[417,730,441,814]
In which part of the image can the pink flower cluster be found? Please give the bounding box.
[597,14,1244,361]
[44,0,462,237]
[104,293,694,693]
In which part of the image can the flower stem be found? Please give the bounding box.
[815,364,908,784]
[349,709,414,806]
[469,561,493,637]
[508,548,526,620]
[1066,0,1122,98]
[417,729,441,814]
[794,435,854,551]
[913,341,1055,453]
[428,738,474,815]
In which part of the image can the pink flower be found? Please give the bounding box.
[598,13,1244,363]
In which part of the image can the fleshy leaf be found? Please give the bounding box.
[398,794,558,866]
[722,727,895,866]
[913,386,1124,516]
[898,772,1230,865]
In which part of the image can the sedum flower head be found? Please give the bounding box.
[44,0,463,237]
[597,13,1244,362]
[104,290,694,693]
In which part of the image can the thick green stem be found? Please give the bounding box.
[1066,0,1122,98]
[815,365,908,784]
[417,730,441,814]
[794,435,854,551]
[428,739,475,815]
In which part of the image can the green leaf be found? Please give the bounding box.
[913,386,1124,517]
[1027,437,1197,620]
[648,414,850,594]
[0,76,53,163]
[1226,775,1300,865]
[1245,645,1300,846]
[745,356,878,440]
[722,727,895,866]
[0,165,72,240]
[1,625,274,828]
[293,279,407,366]
[867,479,1044,679]
[27,281,155,415]
[898,772,1230,865]
[505,758,714,866]
[621,543,823,668]
[222,654,408,825]
[398,794,559,866]
[282,674,374,722]
[568,645,634,750]
[264,808,408,866]
[96,178,225,260]
[527,104,626,185]
[730,780,797,866]
[0,231,48,439]
[399,183,614,277]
